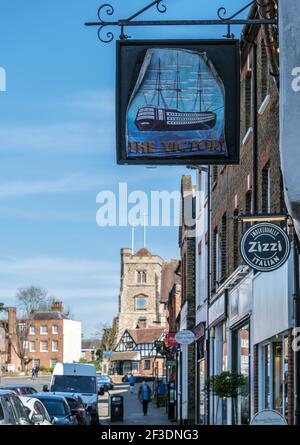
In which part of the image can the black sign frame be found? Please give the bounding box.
[240,222,291,273]
[116,39,240,165]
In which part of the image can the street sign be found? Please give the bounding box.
[240,223,290,273]
[164,332,178,348]
[175,330,195,345]
[250,409,287,425]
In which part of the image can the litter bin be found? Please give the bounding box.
[110,395,124,421]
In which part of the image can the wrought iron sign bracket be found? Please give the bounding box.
[85,0,278,43]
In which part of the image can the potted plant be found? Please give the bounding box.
[206,371,247,424]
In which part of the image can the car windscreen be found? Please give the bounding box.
[51,375,96,394]
[41,399,67,417]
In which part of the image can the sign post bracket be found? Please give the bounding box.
[85,1,277,43]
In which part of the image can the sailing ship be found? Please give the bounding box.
[135,56,218,132]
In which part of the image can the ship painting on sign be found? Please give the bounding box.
[135,57,216,132]
[127,48,227,158]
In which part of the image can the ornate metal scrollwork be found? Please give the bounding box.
[97,4,115,43]
[156,0,167,13]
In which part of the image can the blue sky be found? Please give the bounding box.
[0,0,248,336]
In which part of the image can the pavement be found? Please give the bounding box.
[99,382,174,425]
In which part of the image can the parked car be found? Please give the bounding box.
[44,362,99,425]
[45,392,91,425]
[33,393,77,425]
[0,385,38,396]
[0,390,43,425]
[20,396,53,425]
[97,375,114,392]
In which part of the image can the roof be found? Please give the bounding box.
[33,311,68,320]
[110,351,139,362]
[81,339,101,350]
[127,327,165,344]
[160,260,180,303]
[134,247,152,257]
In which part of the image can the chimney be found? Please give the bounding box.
[7,307,17,335]
[51,301,63,312]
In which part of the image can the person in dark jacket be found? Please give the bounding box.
[138,381,152,416]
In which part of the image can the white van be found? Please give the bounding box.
[48,362,99,425]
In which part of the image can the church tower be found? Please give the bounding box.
[117,247,166,341]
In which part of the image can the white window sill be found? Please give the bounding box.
[258,94,271,115]
[242,127,253,146]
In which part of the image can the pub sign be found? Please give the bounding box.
[116,40,240,165]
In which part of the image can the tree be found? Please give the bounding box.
[16,286,52,317]
[12,286,52,372]
[206,371,247,425]
[95,323,117,361]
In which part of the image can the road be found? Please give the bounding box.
[0,375,51,392]
[0,376,174,425]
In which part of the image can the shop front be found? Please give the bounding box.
[194,322,206,425]
[228,273,252,425]
[208,291,228,425]
[252,257,294,424]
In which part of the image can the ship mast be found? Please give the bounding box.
[155,58,167,108]
[194,60,204,113]
[175,52,182,110]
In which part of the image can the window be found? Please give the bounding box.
[216,231,222,286]
[29,341,35,352]
[262,164,271,213]
[144,360,151,370]
[29,326,35,335]
[52,325,58,334]
[137,271,147,284]
[52,340,58,352]
[245,191,253,231]
[40,341,48,352]
[50,359,58,368]
[33,359,40,368]
[232,324,250,424]
[220,213,227,281]
[233,210,239,270]
[261,40,268,101]
[138,318,147,328]
[40,325,48,335]
[135,295,147,310]
[245,72,252,131]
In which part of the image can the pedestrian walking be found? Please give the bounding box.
[128,373,136,393]
[138,381,152,416]
[31,367,35,380]
[35,365,40,378]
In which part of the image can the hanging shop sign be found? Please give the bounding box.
[116,39,240,165]
[164,332,178,348]
[240,223,290,273]
[175,329,195,345]
[250,409,287,426]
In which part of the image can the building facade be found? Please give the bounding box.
[116,247,166,340]
[0,302,81,371]
[190,2,296,426]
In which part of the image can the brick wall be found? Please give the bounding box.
[28,319,64,368]
[211,27,284,289]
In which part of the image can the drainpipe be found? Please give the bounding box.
[293,236,300,425]
[206,166,211,425]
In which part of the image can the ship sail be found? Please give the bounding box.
[134,52,217,132]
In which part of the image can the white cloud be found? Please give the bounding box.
[0,122,114,154]
[0,173,106,198]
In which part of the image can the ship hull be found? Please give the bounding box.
[135,107,216,132]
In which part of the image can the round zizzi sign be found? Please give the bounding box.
[240,223,290,272]
[250,409,287,425]
[175,330,195,345]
